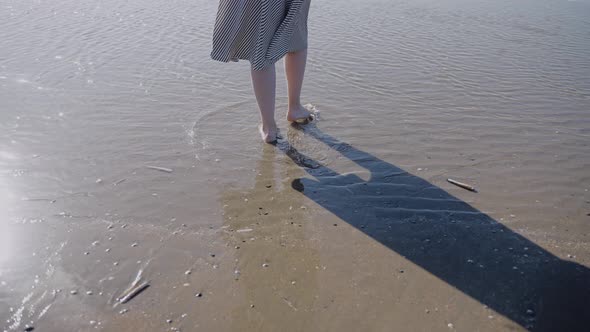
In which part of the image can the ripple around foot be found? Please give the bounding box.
[191,102,337,171]
[190,101,266,167]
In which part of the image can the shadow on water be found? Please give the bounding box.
[276,124,590,331]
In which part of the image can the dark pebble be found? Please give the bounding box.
[291,179,304,192]
[333,223,338,226]
[24,327,34,332]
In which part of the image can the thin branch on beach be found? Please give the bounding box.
[118,281,150,304]
[145,165,173,173]
[447,178,477,192]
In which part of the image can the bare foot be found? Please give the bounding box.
[258,124,278,144]
[287,104,313,123]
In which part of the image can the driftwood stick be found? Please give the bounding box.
[447,178,477,192]
[118,281,150,304]
[145,166,173,173]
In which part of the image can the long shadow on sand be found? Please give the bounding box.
[277,124,589,332]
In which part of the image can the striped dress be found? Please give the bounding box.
[211,0,311,70]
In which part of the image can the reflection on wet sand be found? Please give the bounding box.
[221,144,320,331]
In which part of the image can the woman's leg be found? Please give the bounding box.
[285,49,312,121]
[251,64,278,143]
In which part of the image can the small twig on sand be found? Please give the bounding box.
[145,166,173,173]
[282,297,298,311]
[22,197,56,202]
[447,178,477,192]
[118,281,150,304]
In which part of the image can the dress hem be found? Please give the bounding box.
[210,45,308,71]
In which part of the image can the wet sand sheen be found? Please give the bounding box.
[1,0,590,331]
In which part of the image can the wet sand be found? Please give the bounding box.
[1,0,590,331]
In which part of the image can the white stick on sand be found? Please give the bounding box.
[118,281,150,304]
[145,166,173,173]
[447,178,477,192]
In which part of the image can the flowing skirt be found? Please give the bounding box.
[211,0,311,70]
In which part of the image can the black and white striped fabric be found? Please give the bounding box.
[211,0,311,70]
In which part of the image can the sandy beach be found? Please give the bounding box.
[1,0,590,331]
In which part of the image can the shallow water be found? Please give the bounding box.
[1,0,590,331]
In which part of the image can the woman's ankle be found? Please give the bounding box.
[288,102,302,111]
[261,121,278,132]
